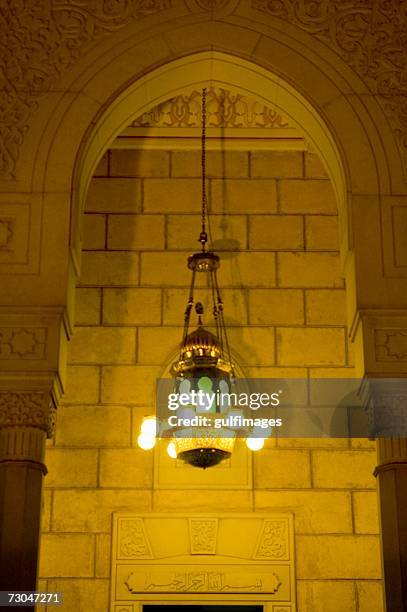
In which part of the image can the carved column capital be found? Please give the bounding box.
[360,377,407,440]
[0,390,56,473]
[0,391,55,436]
[359,378,407,475]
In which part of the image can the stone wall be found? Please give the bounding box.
[38,148,382,611]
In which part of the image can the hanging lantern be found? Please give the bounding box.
[137,88,268,466]
[168,88,236,469]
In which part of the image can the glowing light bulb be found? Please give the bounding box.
[141,417,157,436]
[167,441,177,459]
[137,432,156,450]
[246,437,265,451]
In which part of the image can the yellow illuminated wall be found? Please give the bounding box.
[38,145,382,611]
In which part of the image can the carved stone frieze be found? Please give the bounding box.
[0,219,14,248]
[195,0,231,8]
[359,377,407,438]
[131,86,290,129]
[185,0,240,12]
[125,567,282,593]
[0,391,55,436]
[254,518,289,560]
[117,518,152,559]
[2,1,406,179]
[0,0,172,178]
[189,518,218,554]
[252,0,407,173]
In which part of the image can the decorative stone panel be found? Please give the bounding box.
[381,196,407,278]
[0,200,41,274]
[350,310,407,374]
[111,513,295,610]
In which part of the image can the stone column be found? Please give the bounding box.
[361,376,407,612]
[376,435,407,612]
[0,308,66,605]
[0,390,56,595]
[352,309,407,611]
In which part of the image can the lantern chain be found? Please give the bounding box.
[199,87,208,251]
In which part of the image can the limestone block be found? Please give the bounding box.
[227,327,275,366]
[52,490,152,532]
[45,449,98,487]
[95,534,111,578]
[353,491,379,534]
[46,579,109,612]
[308,367,357,379]
[280,179,336,214]
[304,152,329,178]
[251,151,303,178]
[138,327,183,364]
[36,579,47,612]
[82,214,106,250]
[220,252,277,287]
[277,328,346,366]
[110,149,169,177]
[162,287,248,326]
[249,215,304,250]
[63,365,99,404]
[278,252,344,287]
[296,535,381,578]
[107,214,165,250]
[85,178,141,213]
[99,449,153,488]
[255,490,352,534]
[101,365,160,404]
[356,581,384,612]
[75,288,101,325]
[39,534,94,577]
[312,451,376,489]
[140,251,191,286]
[103,288,161,325]
[306,216,339,250]
[94,152,109,177]
[305,289,347,325]
[249,289,304,324]
[79,251,139,286]
[254,449,311,488]
[152,490,252,512]
[68,327,136,364]
[142,251,276,287]
[144,178,201,212]
[171,150,248,178]
[166,214,247,250]
[297,580,355,611]
[55,405,131,447]
[211,179,277,213]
